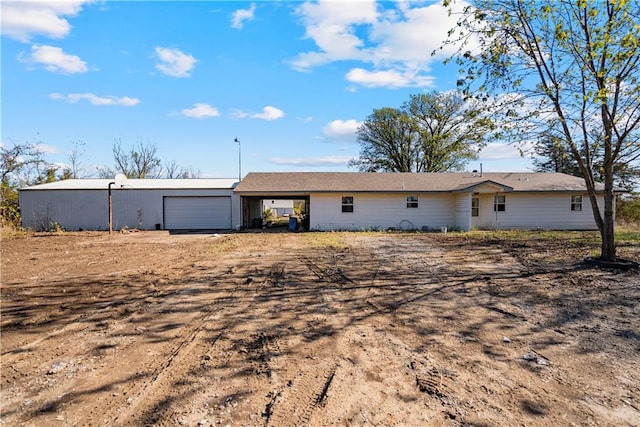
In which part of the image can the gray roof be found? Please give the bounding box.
[234,172,603,194]
[20,178,238,191]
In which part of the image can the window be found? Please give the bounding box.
[494,195,506,212]
[341,196,354,213]
[471,197,479,217]
[406,195,418,208]
[571,195,582,211]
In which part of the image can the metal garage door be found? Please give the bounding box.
[164,196,232,229]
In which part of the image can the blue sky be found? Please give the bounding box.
[1,0,535,179]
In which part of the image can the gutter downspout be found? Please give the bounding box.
[108,181,115,235]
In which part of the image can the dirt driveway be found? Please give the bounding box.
[1,230,639,426]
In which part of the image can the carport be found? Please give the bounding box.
[234,173,314,230]
[240,195,310,229]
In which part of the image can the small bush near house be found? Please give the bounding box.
[617,193,640,225]
[0,186,21,229]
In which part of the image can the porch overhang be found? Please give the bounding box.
[452,180,514,194]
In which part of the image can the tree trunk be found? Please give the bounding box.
[600,162,617,261]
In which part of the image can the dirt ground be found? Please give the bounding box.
[1,230,639,426]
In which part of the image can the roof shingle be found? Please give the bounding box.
[234,172,603,194]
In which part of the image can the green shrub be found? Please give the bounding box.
[617,194,640,224]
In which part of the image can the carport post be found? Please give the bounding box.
[108,181,115,235]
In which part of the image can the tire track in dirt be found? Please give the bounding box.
[1,294,169,422]
[111,260,289,425]
[300,254,356,285]
[110,283,243,425]
[232,330,285,381]
[1,283,184,359]
[264,359,339,426]
[261,244,420,427]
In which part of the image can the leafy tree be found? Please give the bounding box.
[1,141,46,185]
[532,135,580,176]
[532,121,583,176]
[443,0,640,261]
[407,92,493,172]
[350,92,492,172]
[534,128,640,191]
[1,141,49,227]
[350,107,416,172]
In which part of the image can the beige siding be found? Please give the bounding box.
[473,192,600,230]
[309,193,455,231]
[454,193,472,231]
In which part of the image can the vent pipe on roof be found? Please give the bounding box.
[480,163,483,177]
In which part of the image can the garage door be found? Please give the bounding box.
[164,196,232,230]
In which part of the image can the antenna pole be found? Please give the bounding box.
[235,138,241,182]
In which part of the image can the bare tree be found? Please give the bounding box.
[67,140,87,178]
[164,160,201,178]
[112,139,163,179]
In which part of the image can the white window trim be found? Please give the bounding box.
[571,194,583,212]
[494,194,506,212]
[341,196,354,213]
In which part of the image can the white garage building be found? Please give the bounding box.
[20,179,240,231]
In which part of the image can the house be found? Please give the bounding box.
[234,172,606,231]
[19,178,240,231]
[19,172,607,232]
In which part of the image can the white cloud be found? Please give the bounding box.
[368,2,463,65]
[231,109,250,119]
[180,103,220,119]
[232,106,284,120]
[479,142,535,160]
[154,47,197,78]
[34,143,60,154]
[231,3,256,29]
[323,119,361,140]
[50,93,140,106]
[292,0,472,88]
[291,0,377,70]
[270,155,353,167]
[1,0,91,42]
[20,45,88,74]
[252,106,285,121]
[346,68,434,88]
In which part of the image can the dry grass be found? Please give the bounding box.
[303,232,350,250]
[0,223,34,241]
